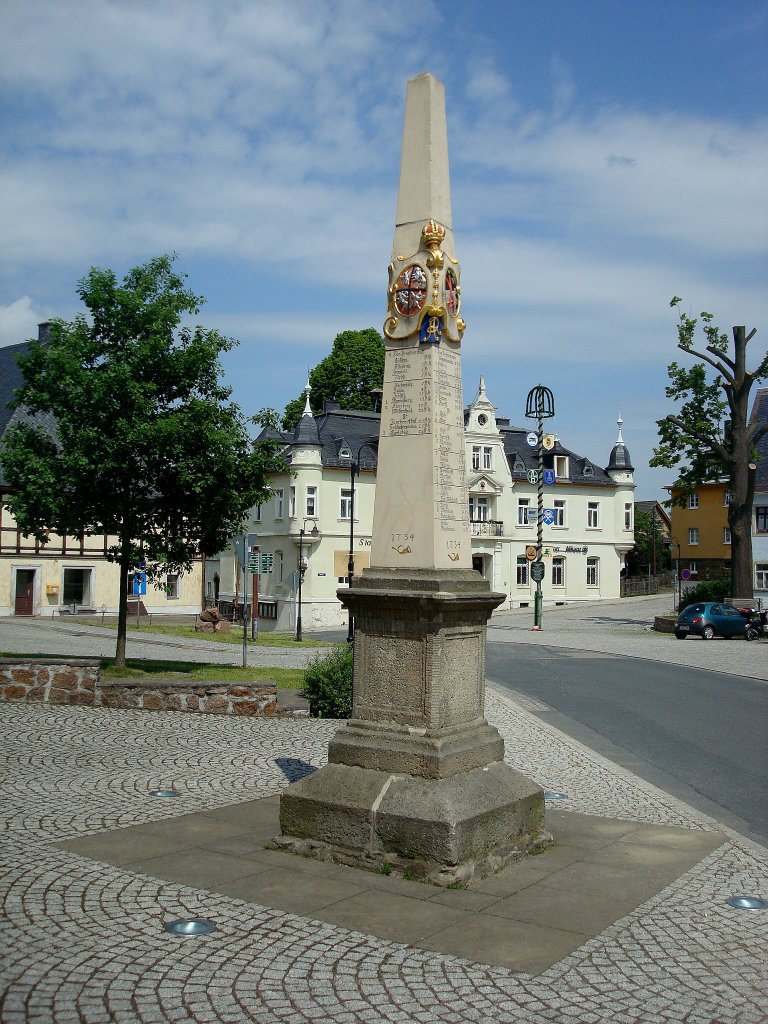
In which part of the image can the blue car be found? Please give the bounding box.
[674,601,747,640]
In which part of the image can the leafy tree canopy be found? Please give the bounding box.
[650,298,764,598]
[1,254,285,665]
[283,328,384,429]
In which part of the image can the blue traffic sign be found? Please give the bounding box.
[133,572,147,596]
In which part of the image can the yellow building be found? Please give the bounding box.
[668,480,731,582]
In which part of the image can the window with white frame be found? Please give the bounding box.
[587,502,599,528]
[723,489,731,506]
[471,446,481,470]
[305,486,317,517]
[274,488,284,519]
[483,446,493,471]
[516,557,529,586]
[624,502,633,529]
[689,561,698,575]
[723,526,731,544]
[469,495,489,522]
[586,557,599,587]
[552,556,565,586]
[517,497,531,526]
[689,527,699,545]
[165,573,180,599]
[289,486,296,518]
[756,563,768,589]
[553,499,566,526]
[688,492,699,509]
[555,455,568,478]
[340,488,353,519]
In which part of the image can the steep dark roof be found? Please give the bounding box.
[500,427,615,487]
[750,388,768,491]
[259,408,381,470]
[0,342,30,438]
[0,340,59,490]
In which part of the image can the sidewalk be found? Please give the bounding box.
[1,600,767,1022]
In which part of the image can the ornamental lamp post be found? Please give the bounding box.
[296,519,320,642]
[525,384,555,630]
[346,438,379,643]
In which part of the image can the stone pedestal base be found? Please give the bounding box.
[278,759,551,885]
[278,569,550,883]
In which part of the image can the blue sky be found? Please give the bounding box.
[1,0,766,500]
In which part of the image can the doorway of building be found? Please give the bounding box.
[14,569,35,615]
[472,555,485,577]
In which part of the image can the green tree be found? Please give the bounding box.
[1,255,285,667]
[283,328,384,429]
[650,298,766,598]
[625,507,671,577]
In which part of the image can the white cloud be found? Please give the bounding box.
[0,297,46,346]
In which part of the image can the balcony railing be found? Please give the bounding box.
[470,519,504,537]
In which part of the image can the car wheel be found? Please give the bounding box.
[702,625,715,640]
[674,632,687,640]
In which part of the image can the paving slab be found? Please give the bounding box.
[54,795,727,974]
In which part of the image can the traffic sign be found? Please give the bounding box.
[526,431,538,448]
[542,434,556,451]
[542,508,555,526]
[246,553,274,574]
[543,468,556,486]
[132,572,147,596]
[530,561,546,582]
[527,469,539,484]
[680,568,691,581]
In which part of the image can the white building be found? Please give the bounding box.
[207,380,635,632]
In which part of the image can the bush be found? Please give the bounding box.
[301,643,353,718]
[681,578,731,605]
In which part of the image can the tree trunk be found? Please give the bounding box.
[115,555,130,669]
[728,460,756,601]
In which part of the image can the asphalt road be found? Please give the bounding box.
[486,641,768,848]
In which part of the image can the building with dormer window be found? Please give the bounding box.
[208,379,635,631]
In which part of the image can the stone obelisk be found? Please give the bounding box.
[278,73,548,884]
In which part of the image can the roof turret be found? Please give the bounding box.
[607,413,634,471]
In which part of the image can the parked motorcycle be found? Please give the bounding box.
[739,607,768,641]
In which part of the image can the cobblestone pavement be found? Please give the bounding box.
[2,686,766,1022]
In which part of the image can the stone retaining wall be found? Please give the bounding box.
[98,680,277,716]
[0,659,278,716]
[1,658,99,705]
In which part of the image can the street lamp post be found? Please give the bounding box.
[666,537,682,612]
[525,385,555,630]
[346,438,378,643]
[296,519,319,642]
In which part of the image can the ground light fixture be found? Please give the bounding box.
[543,791,568,800]
[725,896,768,910]
[149,789,181,798]
[163,919,217,936]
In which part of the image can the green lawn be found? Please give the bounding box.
[100,657,305,689]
